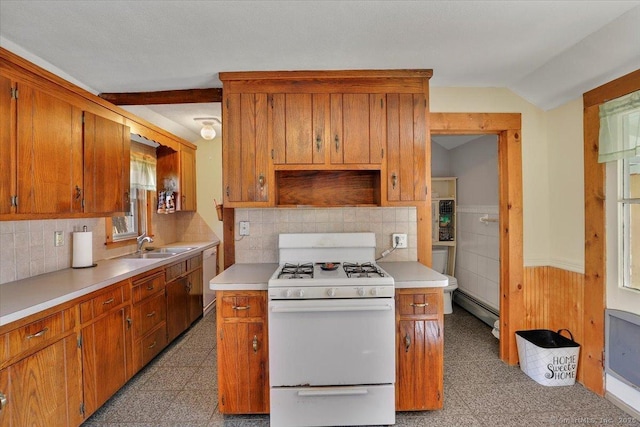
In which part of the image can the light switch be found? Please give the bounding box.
[239,221,250,236]
[54,231,64,247]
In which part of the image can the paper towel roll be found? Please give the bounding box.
[72,231,93,268]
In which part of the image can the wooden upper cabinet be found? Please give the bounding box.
[14,81,84,215]
[385,93,428,204]
[83,112,130,214]
[223,93,270,206]
[180,145,197,211]
[0,74,15,215]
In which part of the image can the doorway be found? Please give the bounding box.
[430,113,523,365]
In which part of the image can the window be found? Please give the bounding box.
[621,155,640,290]
[106,143,157,246]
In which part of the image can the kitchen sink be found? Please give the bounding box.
[119,252,177,259]
[147,247,195,254]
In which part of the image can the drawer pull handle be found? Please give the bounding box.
[391,173,398,190]
[103,298,115,305]
[410,302,428,308]
[404,333,411,352]
[148,341,157,349]
[232,305,250,311]
[26,327,49,340]
[146,311,156,318]
[252,335,258,353]
[146,285,154,291]
[0,391,6,411]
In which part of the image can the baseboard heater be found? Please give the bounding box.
[453,290,499,328]
[605,309,640,390]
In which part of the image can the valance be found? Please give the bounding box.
[598,90,640,163]
[130,151,157,191]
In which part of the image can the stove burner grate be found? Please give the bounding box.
[278,263,314,279]
[343,262,386,278]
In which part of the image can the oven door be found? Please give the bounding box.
[268,297,395,387]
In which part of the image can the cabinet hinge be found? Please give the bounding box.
[220,330,223,341]
[381,148,384,158]
[226,98,229,109]
[425,185,428,195]
[271,149,274,159]
[10,87,18,99]
[80,402,85,416]
[424,99,427,107]
[77,334,83,348]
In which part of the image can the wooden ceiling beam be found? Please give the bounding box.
[99,88,222,105]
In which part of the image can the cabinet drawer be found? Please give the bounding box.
[219,293,265,319]
[187,254,202,271]
[132,271,165,303]
[0,308,76,364]
[137,323,167,367]
[80,282,129,323]
[133,292,167,339]
[166,260,186,282]
[396,291,440,317]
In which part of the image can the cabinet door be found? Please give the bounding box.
[81,305,132,417]
[180,145,197,211]
[223,93,270,205]
[218,320,268,414]
[396,319,443,411]
[16,82,83,214]
[0,336,83,427]
[186,268,203,325]
[386,93,427,203]
[83,111,130,214]
[271,93,328,165]
[166,277,190,342]
[0,74,16,215]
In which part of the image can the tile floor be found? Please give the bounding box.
[82,305,638,426]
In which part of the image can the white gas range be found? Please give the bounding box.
[268,232,396,427]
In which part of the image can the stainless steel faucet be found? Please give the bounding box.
[136,233,153,253]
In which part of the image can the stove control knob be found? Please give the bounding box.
[357,287,365,296]
[370,288,379,296]
[285,289,293,298]
[296,289,305,298]
[327,288,336,297]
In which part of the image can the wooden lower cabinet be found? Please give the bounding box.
[131,270,167,372]
[166,256,203,342]
[395,288,444,411]
[216,291,269,414]
[79,281,133,418]
[0,308,82,427]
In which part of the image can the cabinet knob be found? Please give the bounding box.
[334,135,340,152]
[404,333,411,352]
[252,335,258,353]
[0,391,6,411]
[316,135,322,152]
[258,174,265,189]
[126,317,132,328]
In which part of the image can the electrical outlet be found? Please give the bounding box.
[239,221,250,236]
[392,233,407,249]
[54,231,64,247]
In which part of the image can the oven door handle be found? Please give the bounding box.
[297,388,369,397]
[271,304,393,313]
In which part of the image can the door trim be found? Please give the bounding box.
[430,113,523,364]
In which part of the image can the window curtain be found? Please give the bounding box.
[130,151,157,191]
[598,90,640,163]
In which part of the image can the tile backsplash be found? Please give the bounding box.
[234,207,418,263]
[0,211,217,285]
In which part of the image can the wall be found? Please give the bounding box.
[0,211,215,285]
[546,98,585,273]
[233,207,417,263]
[450,135,500,310]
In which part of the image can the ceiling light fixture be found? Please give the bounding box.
[194,117,221,140]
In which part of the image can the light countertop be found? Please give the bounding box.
[209,263,278,291]
[209,261,447,291]
[0,240,218,327]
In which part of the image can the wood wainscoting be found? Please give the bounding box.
[523,266,586,380]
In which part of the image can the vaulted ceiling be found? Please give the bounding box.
[1,1,639,143]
